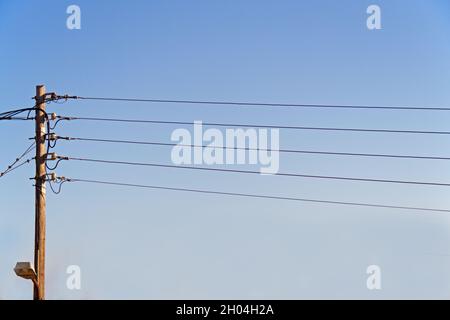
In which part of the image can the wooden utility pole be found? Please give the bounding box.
[34,85,46,300]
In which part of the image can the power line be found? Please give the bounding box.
[0,106,44,123]
[1,158,34,176]
[1,108,33,121]
[74,96,450,111]
[0,142,36,178]
[63,156,450,187]
[67,178,450,214]
[0,117,33,121]
[60,136,450,161]
[57,116,450,135]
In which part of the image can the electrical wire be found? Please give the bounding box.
[57,116,450,135]
[24,105,60,193]
[0,142,36,178]
[0,158,33,178]
[63,156,450,187]
[48,179,67,195]
[45,157,65,171]
[0,108,34,121]
[75,96,450,111]
[50,118,64,130]
[0,117,33,121]
[59,136,450,161]
[67,178,450,214]
[1,102,66,193]
[0,106,59,195]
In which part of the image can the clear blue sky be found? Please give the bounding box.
[1,0,450,299]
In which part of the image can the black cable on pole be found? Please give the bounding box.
[75,96,450,111]
[0,117,33,121]
[58,116,450,135]
[64,156,450,187]
[60,136,450,161]
[67,178,450,214]
[48,179,67,195]
[1,109,33,121]
[45,159,64,171]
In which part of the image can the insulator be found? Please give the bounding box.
[47,153,57,161]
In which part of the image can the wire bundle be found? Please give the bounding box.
[3,95,450,214]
